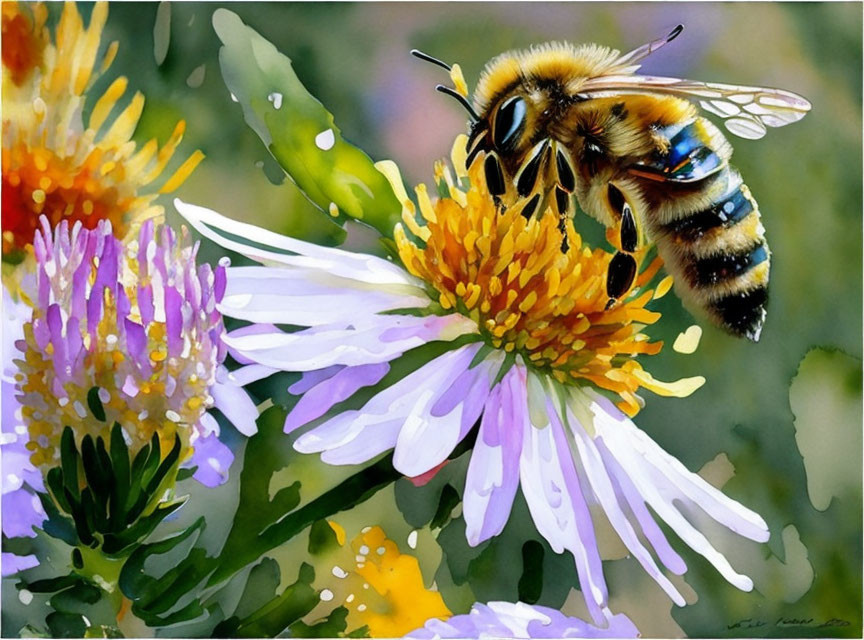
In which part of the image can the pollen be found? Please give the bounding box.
[393,147,703,416]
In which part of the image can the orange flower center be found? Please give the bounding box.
[1,3,46,86]
[389,143,703,416]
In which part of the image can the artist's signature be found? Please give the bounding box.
[727,617,851,630]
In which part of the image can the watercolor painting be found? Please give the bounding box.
[1,2,860,638]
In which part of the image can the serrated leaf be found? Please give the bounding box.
[213,9,402,239]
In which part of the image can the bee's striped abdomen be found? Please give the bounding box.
[655,169,770,340]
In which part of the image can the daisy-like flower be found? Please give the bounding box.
[407,601,638,639]
[174,143,769,623]
[1,1,203,260]
[15,216,257,489]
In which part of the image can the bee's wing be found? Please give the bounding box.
[581,75,812,140]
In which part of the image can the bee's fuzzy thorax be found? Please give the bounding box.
[474,42,630,113]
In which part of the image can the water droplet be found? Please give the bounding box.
[407,530,418,549]
[332,566,348,579]
[153,2,171,66]
[18,589,33,605]
[320,589,334,602]
[186,64,206,89]
[315,128,335,151]
[267,92,283,110]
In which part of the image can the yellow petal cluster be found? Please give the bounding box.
[390,138,703,415]
[1,2,203,259]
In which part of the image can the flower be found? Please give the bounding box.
[174,145,769,623]
[1,287,44,576]
[15,216,258,488]
[1,1,203,260]
[319,523,452,637]
[406,601,639,639]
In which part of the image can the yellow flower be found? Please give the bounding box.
[322,524,451,638]
[1,1,203,260]
[390,138,702,416]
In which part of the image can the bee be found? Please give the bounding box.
[412,26,810,341]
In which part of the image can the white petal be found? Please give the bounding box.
[591,395,756,591]
[225,313,476,371]
[519,373,608,623]
[392,346,500,477]
[589,391,768,541]
[564,390,685,605]
[211,379,259,436]
[174,200,420,285]
[463,364,527,546]
[295,344,485,474]
[219,266,429,325]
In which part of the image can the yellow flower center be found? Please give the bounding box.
[387,137,703,416]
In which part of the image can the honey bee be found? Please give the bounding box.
[413,26,810,341]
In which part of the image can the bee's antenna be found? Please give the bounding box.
[615,23,685,67]
[666,24,684,43]
[436,85,480,121]
[411,49,452,71]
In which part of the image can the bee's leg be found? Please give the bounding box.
[555,187,571,252]
[515,139,550,197]
[554,146,577,252]
[605,184,640,307]
[484,152,506,196]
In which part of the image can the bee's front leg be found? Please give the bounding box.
[605,184,639,308]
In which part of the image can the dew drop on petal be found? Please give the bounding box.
[267,92,283,110]
[320,589,334,602]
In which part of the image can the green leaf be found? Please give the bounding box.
[307,519,339,556]
[289,606,350,638]
[233,558,281,621]
[213,9,402,239]
[119,517,208,601]
[49,583,103,614]
[517,540,544,605]
[60,427,80,502]
[45,612,87,638]
[213,564,320,638]
[208,406,400,586]
[431,483,461,530]
[86,387,106,422]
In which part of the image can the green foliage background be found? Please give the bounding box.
[2,2,861,638]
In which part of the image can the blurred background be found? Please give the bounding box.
[4,3,861,638]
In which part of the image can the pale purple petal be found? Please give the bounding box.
[463,364,526,546]
[1,552,39,577]
[211,377,259,436]
[284,363,390,434]
[591,391,769,541]
[392,345,499,477]
[288,365,344,395]
[190,432,235,487]
[406,601,638,639]
[295,344,488,476]
[564,392,685,605]
[223,363,279,386]
[1,489,45,538]
[519,373,607,624]
[590,391,758,591]
[224,313,475,371]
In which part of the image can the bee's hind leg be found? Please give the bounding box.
[605,184,639,308]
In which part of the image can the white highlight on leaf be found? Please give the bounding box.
[315,128,335,151]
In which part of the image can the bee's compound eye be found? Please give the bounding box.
[493,96,527,149]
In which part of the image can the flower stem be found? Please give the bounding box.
[207,453,402,586]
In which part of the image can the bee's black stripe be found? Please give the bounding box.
[710,286,768,340]
[664,184,754,241]
[688,243,768,287]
